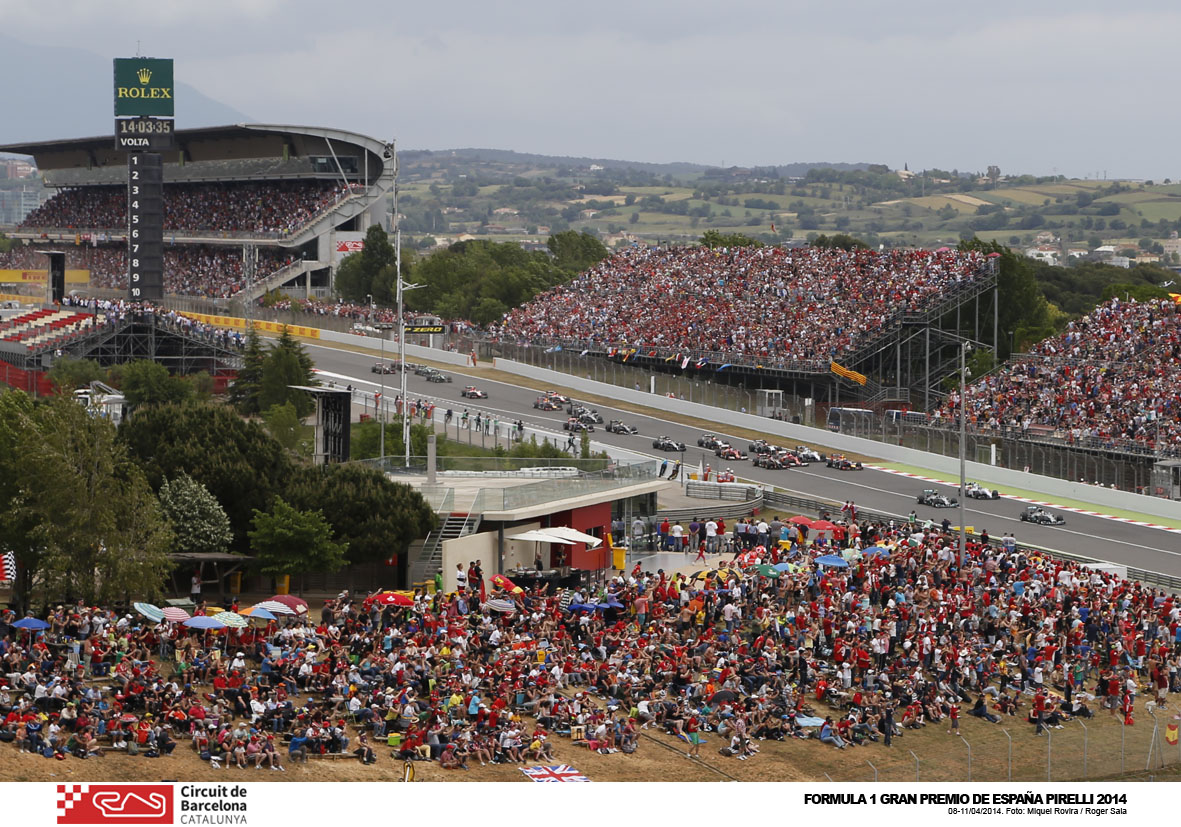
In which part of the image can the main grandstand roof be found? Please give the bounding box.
[0,124,393,186]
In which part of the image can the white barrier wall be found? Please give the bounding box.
[493,359,1181,523]
[316,328,474,367]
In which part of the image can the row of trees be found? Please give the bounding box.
[0,325,436,610]
[335,226,608,325]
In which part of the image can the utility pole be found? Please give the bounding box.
[959,342,970,570]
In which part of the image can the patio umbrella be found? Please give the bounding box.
[789,516,814,526]
[162,606,191,623]
[366,591,413,607]
[485,598,517,614]
[253,600,295,616]
[240,606,276,622]
[863,547,890,558]
[815,554,849,568]
[810,520,837,531]
[133,602,164,623]
[212,611,248,629]
[710,689,738,704]
[755,564,778,578]
[12,617,49,630]
[269,595,309,614]
[772,562,794,572]
[183,616,226,630]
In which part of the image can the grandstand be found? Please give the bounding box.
[0,125,395,301]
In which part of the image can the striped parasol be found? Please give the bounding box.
[485,598,517,614]
[212,611,248,628]
[253,600,296,616]
[162,606,191,623]
[133,602,164,623]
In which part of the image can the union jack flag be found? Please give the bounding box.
[520,764,590,782]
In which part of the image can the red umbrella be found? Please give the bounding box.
[268,595,309,614]
[810,520,837,531]
[789,516,814,526]
[366,591,413,607]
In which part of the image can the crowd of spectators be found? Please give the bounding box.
[2,507,1173,774]
[497,246,989,367]
[20,181,351,237]
[61,295,245,351]
[936,297,1181,453]
[0,244,290,298]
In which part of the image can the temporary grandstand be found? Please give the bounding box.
[0,124,396,302]
[0,302,242,396]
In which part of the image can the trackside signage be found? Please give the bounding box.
[114,58,175,116]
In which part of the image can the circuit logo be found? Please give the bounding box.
[58,784,173,824]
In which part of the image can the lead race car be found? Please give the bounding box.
[917,488,958,508]
[1019,506,1066,526]
[961,481,1000,500]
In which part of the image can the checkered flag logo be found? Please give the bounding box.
[57,785,88,818]
[0,550,15,582]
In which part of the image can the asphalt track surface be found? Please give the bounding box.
[307,343,1181,578]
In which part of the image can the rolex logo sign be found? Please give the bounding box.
[114,57,174,116]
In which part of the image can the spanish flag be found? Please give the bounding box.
[1169,293,1181,306]
[830,361,867,386]
[1167,723,1178,746]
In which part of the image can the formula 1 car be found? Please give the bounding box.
[961,481,1000,500]
[794,445,824,463]
[1019,506,1066,526]
[698,433,726,450]
[425,371,451,383]
[715,445,747,461]
[749,439,773,454]
[371,361,397,374]
[533,396,562,411]
[826,454,863,470]
[753,454,789,470]
[460,386,488,399]
[652,435,687,452]
[563,418,595,432]
[544,391,570,404]
[916,488,958,508]
[606,420,639,435]
[570,406,604,424]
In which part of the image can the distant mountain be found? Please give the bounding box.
[0,35,251,146]
[404,148,874,178]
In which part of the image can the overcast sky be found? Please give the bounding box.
[0,0,1172,177]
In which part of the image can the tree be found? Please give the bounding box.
[284,464,435,566]
[258,327,316,418]
[958,237,1056,359]
[249,497,347,580]
[262,402,303,452]
[119,403,292,549]
[158,473,232,556]
[987,165,1001,187]
[230,327,266,415]
[335,224,394,302]
[9,394,173,605]
[547,230,609,272]
[700,230,762,249]
[580,428,591,460]
[46,358,105,393]
[115,360,193,408]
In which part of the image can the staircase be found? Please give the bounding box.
[408,512,482,585]
[236,259,321,303]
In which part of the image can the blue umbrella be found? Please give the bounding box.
[815,555,849,568]
[12,617,49,630]
[863,547,890,558]
[772,562,793,572]
[183,616,226,630]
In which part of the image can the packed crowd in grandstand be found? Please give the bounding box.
[938,297,1181,452]
[1,510,1171,771]
[0,244,290,298]
[20,181,352,238]
[498,246,989,365]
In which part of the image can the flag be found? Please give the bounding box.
[1167,723,1179,745]
[697,456,705,482]
[718,363,733,371]
[695,357,708,369]
[681,356,691,369]
[830,361,867,385]
[579,349,589,357]
[0,550,14,581]
[544,345,560,353]
[771,223,776,232]
[608,347,617,358]
[664,354,677,363]
[1170,292,1181,306]
[521,764,590,782]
